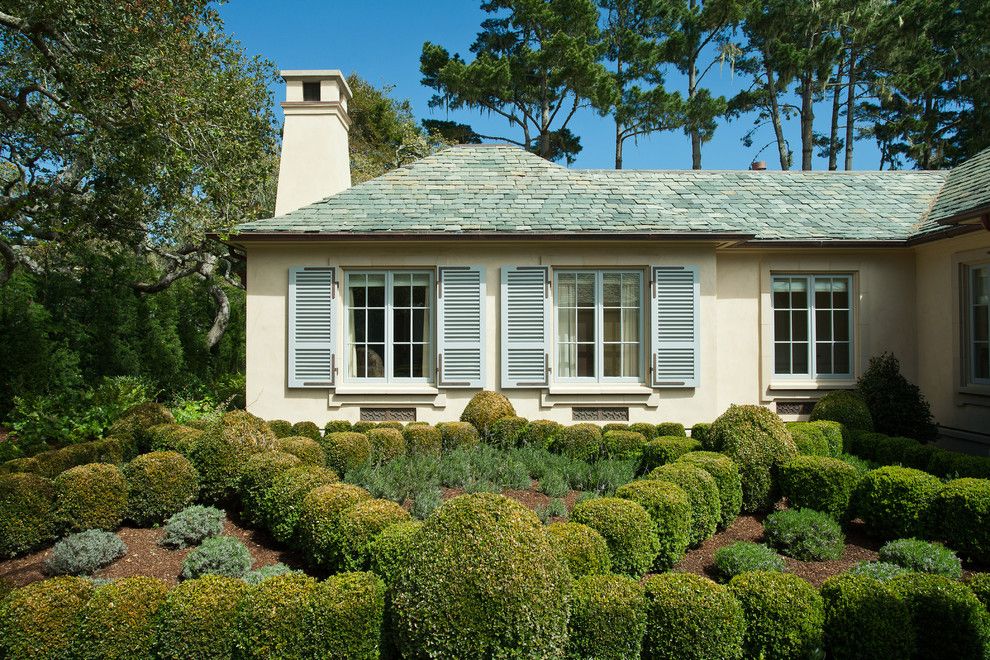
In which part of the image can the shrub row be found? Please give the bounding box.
[845,427,990,480]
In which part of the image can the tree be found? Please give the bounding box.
[420,0,613,163]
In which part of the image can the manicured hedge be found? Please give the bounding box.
[320,432,372,476]
[554,423,603,461]
[779,454,860,519]
[1,437,131,480]
[853,466,941,540]
[614,479,691,570]
[689,422,711,445]
[188,411,277,504]
[656,422,687,437]
[239,451,301,526]
[296,483,372,571]
[338,498,411,571]
[545,521,612,578]
[786,421,831,456]
[628,422,657,440]
[302,572,386,660]
[647,463,720,546]
[109,401,176,453]
[890,572,990,660]
[153,575,250,660]
[968,573,990,612]
[811,420,844,456]
[73,576,168,660]
[518,419,562,449]
[571,496,659,578]
[933,478,990,563]
[403,425,442,457]
[0,472,56,557]
[368,520,423,584]
[124,451,199,525]
[820,574,915,659]
[290,421,321,441]
[810,390,873,433]
[436,421,480,450]
[489,416,528,449]
[276,436,326,466]
[234,573,317,659]
[728,571,825,660]
[603,430,648,460]
[676,451,742,529]
[148,423,203,454]
[259,465,339,545]
[0,576,93,659]
[566,574,647,660]
[460,391,516,438]
[268,420,293,438]
[639,437,700,473]
[366,428,406,464]
[54,463,129,532]
[324,420,352,435]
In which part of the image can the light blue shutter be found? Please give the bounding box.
[501,266,550,388]
[288,267,337,388]
[651,265,699,388]
[437,266,485,388]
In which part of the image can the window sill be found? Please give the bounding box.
[768,380,856,392]
[333,385,439,396]
[548,384,654,396]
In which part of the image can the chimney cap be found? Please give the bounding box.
[280,70,352,99]
[750,160,767,171]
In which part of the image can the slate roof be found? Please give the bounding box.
[235,144,987,243]
[926,146,990,225]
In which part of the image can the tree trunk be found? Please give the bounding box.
[688,0,701,169]
[844,45,857,170]
[827,49,846,170]
[616,125,624,170]
[764,53,789,170]
[800,73,814,170]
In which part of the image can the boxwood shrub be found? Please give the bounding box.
[54,463,129,532]
[338,498,411,571]
[0,472,56,557]
[641,572,745,660]
[656,422,686,437]
[878,538,962,578]
[391,493,571,658]
[148,423,203,455]
[639,437,700,473]
[320,432,372,476]
[459,391,516,438]
[811,420,844,456]
[845,560,909,581]
[109,402,175,453]
[779,454,860,519]
[235,573,318,659]
[676,451,743,529]
[517,419,562,449]
[728,571,825,660]
[239,451,301,526]
[365,428,405,465]
[44,529,127,576]
[296,483,372,570]
[153,575,250,660]
[614,479,691,570]
[268,420,293,438]
[786,421,831,456]
[0,576,93,659]
[566,574,647,660]
[554,423,603,461]
[276,436,326,466]
[73,576,168,660]
[628,422,657,440]
[402,425,442,457]
[570,496,659,577]
[690,422,711,445]
[324,420,352,435]
[764,508,845,561]
[545,521,612,578]
[603,430,648,460]
[933,478,990,563]
[180,535,252,580]
[853,466,941,539]
[820,574,915,659]
[290,421,321,441]
[124,451,199,526]
[712,542,785,582]
[890,572,990,660]
[967,573,990,612]
[368,520,423,584]
[602,422,629,433]
[351,421,376,433]
[259,465,339,545]
[488,416,528,449]
[161,505,225,549]
[188,411,278,504]
[647,463,720,546]
[809,390,873,433]
[436,421,480,451]
[302,571,386,660]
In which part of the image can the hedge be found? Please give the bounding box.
[403,425,442,457]
[656,422,687,437]
[124,451,199,526]
[728,571,825,660]
[188,411,277,503]
[518,419,562,449]
[290,421,321,441]
[690,422,711,445]
[366,428,406,464]
[54,463,129,532]
[320,432,372,476]
[238,451,301,527]
[786,421,831,456]
[148,423,203,455]
[628,422,657,440]
[1,437,131,480]
[545,521,613,578]
[779,455,860,519]
[554,423,603,461]
[614,479,691,570]
[460,391,516,438]
[234,573,317,659]
[647,463,720,546]
[853,466,941,539]
[890,572,990,660]
[324,420,352,435]
[108,402,175,453]
[0,472,55,557]
[603,430,648,460]
[676,451,743,529]
[296,483,372,570]
[0,576,93,659]
[368,520,423,584]
[811,420,844,456]
[809,390,873,433]
[489,416,528,449]
[338,498,411,571]
[268,420,293,438]
[436,421,480,451]
[276,436,326,466]
[820,574,915,659]
[639,437,700,473]
[570,496,659,578]
[73,576,169,660]
[967,573,990,612]
[153,575,250,660]
[302,572,386,660]
[933,478,990,563]
[566,574,647,660]
[259,465,339,545]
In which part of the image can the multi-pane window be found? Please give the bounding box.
[556,271,642,382]
[346,271,432,382]
[772,274,852,378]
[969,265,990,385]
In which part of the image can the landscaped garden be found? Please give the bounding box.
[2,360,990,658]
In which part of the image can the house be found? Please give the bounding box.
[227,70,990,446]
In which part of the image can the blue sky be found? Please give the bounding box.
[220,0,883,171]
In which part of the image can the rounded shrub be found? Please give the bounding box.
[628,422,657,440]
[73,576,169,660]
[436,421,480,450]
[820,574,914,659]
[366,427,406,464]
[602,422,629,433]
[705,404,797,512]
[728,571,825,660]
[489,416,528,449]
[243,563,300,585]
[810,420,844,456]
[554,423,603,461]
[779,454,860,519]
[933,478,990,563]
[656,422,687,437]
[853,466,941,539]
[321,431,372,476]
[235,573,317,659]
[188,411,277,504]
[259,465,339,545]
[764,508,845,560]
[391,493,571,657]
[161,504,225,548]
[677,451,743,529]
[239,451,301,526]
[154,575,249,660]
[878,538,962,578]
[845,561,909,581]
[786,421,831,456]
[713,542,785,582]
[567,574,647,660]
[377,421,404,430]
[148,423,203,454]
[690,422,711,444]
[570,496,659,577]
[890,572,990,660]
[338,498,411,571]
[54,463,128,532]
[324,420,352,434]
[642,572,745,660]
[518,419,563,449]
[124,451,199,525]
[0,472,55,557]
[967,573,990,612]
[460,391,516,438]
[180,535,252,580]
[290,421,321,441]
[302,571,386,659]
[276,436,325,466]
[873,434,920,466]
[43,529,127,576]
[639,437,700,472]
[648,463,720,546]
[603,430,648,460]
[109,402,175,452]
[614,479,691,570]
[545,521,612,578]
[351,421,376,433]
[369,520,423,584]
[268,419,293,438]
[0,576,93,659]
[297,483,372,570]
[402,425,442,457]
[810,390,873,433]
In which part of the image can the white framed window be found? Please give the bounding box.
[772,274,853,379]
[966,264,990,386]
[554,270,643,383]
[345,271,433,383]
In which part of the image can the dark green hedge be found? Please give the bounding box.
[567,574,647,660]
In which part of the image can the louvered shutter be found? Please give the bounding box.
[288,267,337,388]
[651,265,699,388]
[437,266,485,388]
[501,266,550,388]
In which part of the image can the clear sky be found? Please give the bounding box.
[219,0,883,171]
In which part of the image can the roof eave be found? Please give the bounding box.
[216,230,758,244]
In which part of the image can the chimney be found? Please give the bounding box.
[750,160,767,171]
[275,70,352,216]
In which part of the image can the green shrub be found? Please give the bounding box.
[628,422,657,440]
[811,420,844,456]
[320,431,372,476]
[351,421,376,433]
[846,561,909,581]
[488,416,528,449]
[656,422,686,437]
[642,572,745,660]
[73,576,168,660]
[234,573,317,659]
[54,463,128,532]
[147,423,203,454]
[928,450,990,480]
[259,465,339,545]
[518,419,563,449]
[276,436,325,466]
[934,478,990,563]
[338,498,411,571]
[901,441,940,471]
[639,437,700,472]
[297,483,372,570]
[614,479,691,570]
[268,420,293,438]
[161,505,225,548]
[0,472,55,557]
[554,423,603,461]
[0,576,93,659]
[180,535,252,580]
[690,422,711,444]
[728,571,825,660]
[820,574,915,660]
[243,563,300,585]
[853,466,941,539]
[567,574,647,660]
[460,391,516,438]
[705,404,797,512]
[187,411,277,504]
[124,451,198,525]
[677,451,743,529]
[844,429,883,460]
[810,390,873,433]
[713,542,785,582]
[545,521,612,578]
[648,463,720,546]
[377,421,404,430]
[368,520,422,584]
[436,421,480,450]
[539,470,569,497]
[366,428,406,464]
[302,571,386,660]
[764,508,845,560]
[570,496,659,577]
[43,529,126,576]
[154,575,249,660]
[290,421,321,441]
[238,451,301,526]
[879,538,962,578]
[967,573,990,612]
[890,572,990,660]
[109,401,175,453]
[603,430,648,460]
[391,493,571,657]
[786,421,831,456]
[779,455,860,519]
[324,420,352,434]
[857,352,938,441]
[875,435,921,466]
[602,422,629,433]
[402,425,442,457]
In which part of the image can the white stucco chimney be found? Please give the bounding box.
[275,70,352,216]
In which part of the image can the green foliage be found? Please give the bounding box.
[338,498,411,571]
[539,470,570,497]
[628,422,657,440]
[728,571,825,660]
[459,391,516,438]
[276,436,325,466]
[614,479,691,570]
[571,496,659,577]
[108,401,176,453]
[259,465,339,545]
[820,574,915,659]
[489,416,528,449]
[0,576,93,660]
[764,508,845,561]
[811,420,844,456]
[147,423,203,455]
[545,521,612,578]
[677,451,743,529]
[967,573,990,612]
[713,542,785,582]
[43,529,127,576]
[321,431,372,476]
[890,572,990,660]
[642,572,746,660]
[690,422,711,445]
[268,420,293,438]
[180,535,251,580]
[124,451,198,525]
[555,423,604,461]
[566,574,647,660]
[518,419,563,449]
[603,430,648,460]
[4,435,132,480]
[402,425,442,457]
[243,563,300,585]
[648,463,720,546]
[786,421,831,456]
[154,575,249,660]
[705,404,797,512]
[779,455,860,519]
[324,420,352,435]
[436,421,480,450]
[810,390,874,433]
[369,520,423,584]
[234,573,317,659]
[0,472,55,557]
[933,478,990,563]
[366,428,406,464]
[54,462,128,532]
[846,561,909,581]
[297,483,372,570]
[238,451,301,526]
[853,466,941,539]
[639,436,699,471]
[656,422,687,437]
[290,421,321,441]
[536,497,569,523]
[351,422,376,433]
[302,571,386,660]
[161,505,225,549]
[879,538,962,578]
[857,352,937,441]
[188,411,277,504]
[73,576,168,660]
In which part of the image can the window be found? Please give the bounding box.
[345,271,432,382]
[302,81,321,102]
[968,264,990,385]
[555,270,642,382]
[772,274,852,378]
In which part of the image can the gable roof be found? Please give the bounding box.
[234,144,981,243]
[925,146,990,226]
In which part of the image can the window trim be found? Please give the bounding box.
[964,261,990,387]
[343,269,434,385]
[771,273,854,381]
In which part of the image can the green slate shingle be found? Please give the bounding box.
[924,147,990,227]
